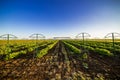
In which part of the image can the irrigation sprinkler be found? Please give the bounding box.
[29,33,45,58]
[29,34,45,44]
[0,34,17,46]
[76,32,91,61]
[0,34,17,59]
[105,32,120,55]
[76,32,91,45]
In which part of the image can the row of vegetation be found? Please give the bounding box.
[0,39,120,60]
[63,40,120,57]
[0,40,58,60]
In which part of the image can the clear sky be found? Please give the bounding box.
[0,0,120,39]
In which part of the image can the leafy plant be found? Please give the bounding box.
[36,41,57,58]
[63,41,81,54]
[95,48,113,56]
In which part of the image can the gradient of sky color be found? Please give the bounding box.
[0,0,120,39]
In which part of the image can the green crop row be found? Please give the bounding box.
[63,40,114,57]
[4,50,27,60]
[0,40,58,60]
[63,41,81,55]
[36,41,58,58]
[95,48,113,56]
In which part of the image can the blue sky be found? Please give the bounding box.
[0,0,120,39]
